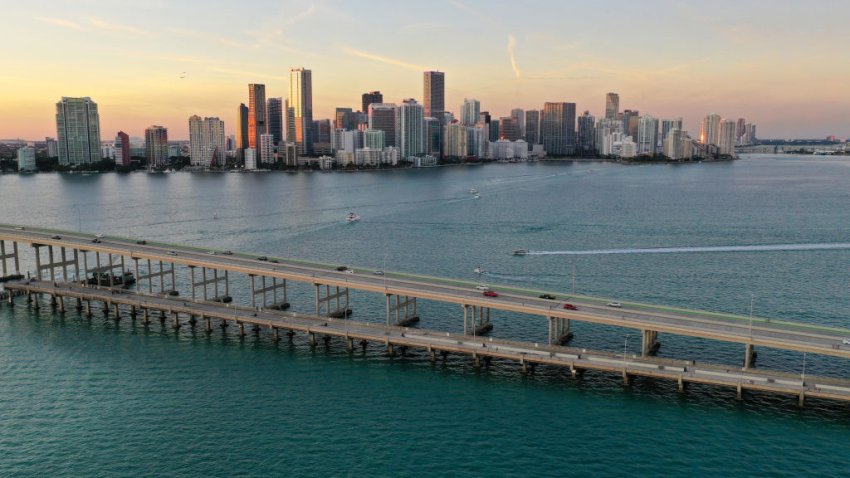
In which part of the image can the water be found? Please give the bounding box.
[1,155,850,476]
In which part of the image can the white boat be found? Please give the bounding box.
[512,249,528,255]
[346,212,360,222]
[469,187,478,194]
[472,194,480,199]
[474,266,485,274]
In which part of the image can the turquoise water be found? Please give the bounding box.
[2,155,850,476]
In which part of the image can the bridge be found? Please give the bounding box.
[2,224,850,406]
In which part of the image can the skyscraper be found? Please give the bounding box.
[284,99,295,144]
[260,133,275,165]
[424,117,441,157]
[266,97,283,145]
[622,109,639,139]
[510,108,525,138]
[443,121,468,158]
[248,84,266,154]
[361,91,383,113]
[661,118,683,142]
[499,116,520,141]
[397,98,425,159]
[525,110,540,145]
[56,96,101,166]
[718,119,737,156]
[45,137,58,158]
[541,102,576,156]
[188,115,225,168]
[335,107,356,130]
[145,125,169,169]
[236,103,249,154]
[423,71,445,119]
[289,68,313,155]
[637,115,659,155]
[577,111,596,155]
[605,93,620,120]
[460,99,480,126]
[368,103,397,147]
[700,113,722,145]
[114,131,130,167]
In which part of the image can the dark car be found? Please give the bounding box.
[563,303,578,310]
[336,266,349,271]
[222,250,232,255]
[269,259,279,263]
[136,240,147,245]
[539,294,556,300]
[91,238,101,243]
[51,235,61,240]
[257,256,268,261]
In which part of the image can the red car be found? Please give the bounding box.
[563,303,578,310]
[483,290,499,297]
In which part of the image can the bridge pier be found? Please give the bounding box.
[317,284,350,318]
[251,275,289,311]
[736,382,744,400]
[75,297,82,312]
[204,316,211,333]
[744,343,756,369]
[623,372,632,386]
[273,327,280,342]
[309,332,317,348]
[238,322,246,338]
[641,329,660,356]
[32,293,40,310]
[142,308,150,325]
[85,299,92,317]
[463,304,492,336]
[386,294,419,326]
[172,311,180,329]
[798,391,806,408]
[57,295,66,313]
[113,303,121,321]
[678,376,687,393]
[346,336,354,351]
[548,317,573,345]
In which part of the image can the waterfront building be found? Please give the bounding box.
[663,129,684,159]
[361,91,383,113]
[45,137,58,158]
[248,84,266,152]
[511,108,525,138]
[188,115,225,167]
[114,131,130,167]
[443,121,468,158]
[499,116,520,141]
[354,147,382,167]
[289,67,313,155]
[334,107,356,131]
[260,133,275,165]
[413,155,438,168]
[382,146,400,165]
[718,119,737,156]
[423,71,445,119]
[397,98,425,158]
[144,126,168,169]
[56,96,101,166]
[236,103,249,158]
[244,148,257,170]
[460,99,480,126]
[736,118,747,144]
[17,146,36,171]
[467,125,487,158]
[541,102,576,156]
[424,117,441,157]
[525,110,540,147]
[489,139,529,161]
[700,113,722,145]
[364,129,385,150]
[266,97,283,145]
[605,93,620,120]
[661,118,683,142]
[280,143,297,167]
[577,111,595,155]
[637,115,659,156]
[368,103,397,147]
[595,117,623,156]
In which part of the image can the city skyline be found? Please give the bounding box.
[1,1,848,140]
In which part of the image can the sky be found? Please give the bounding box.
[1,0,849,140]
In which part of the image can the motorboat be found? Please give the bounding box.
[512,249,528,255]
[472,194,480,199]
[469,187,478,194]
[346,212,360,222]
[473,266,485,274]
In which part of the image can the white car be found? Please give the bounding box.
[345,269,355,274]
[167,251,177,256]
[373,270,384,276]
[475,285,490,291]
[95,233,104,238]
[207,250,217,255]
[607,302,622,308]
[842,338,850,345]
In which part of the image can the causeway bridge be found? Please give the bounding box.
[2,224,850,406]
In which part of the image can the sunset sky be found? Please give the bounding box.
[1,0,848,140]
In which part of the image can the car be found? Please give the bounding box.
[95,233,104,238]
[269,259,279,263]
[167,251,177,256]
[475,285,490,291]
[345,269,355,274]
[607,302,622,308]
[207,250,217,255]
[91,238,101,243]
[843,338,850,345]
[222,250,232,255]
[563,303,578,310]
[14,226,24,230]
[336,266,349,271]
[51,235,61,240]
[373,270,384,276]
[257,256,268,261]
[483,290,499,297]
[539,294,556,300]
[136,240,147,245]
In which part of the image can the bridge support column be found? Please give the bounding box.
[204,316,211,333]
[113,303,121,321]
[473,352,480,368]
[744,343,756,369]
[736,382,744,401]
[641,330,660,356]
[142,308,150,325]
[238,322,245,338]
[386,294,419,326]
[622,371,631,386]
[309,332,317,347]
[172,312,180,329]
[273,328,280,342]
[346,337,353,351]
[32,294,40,310]
[75,298,82,312]
[130,306,137,320]
[678,376,687,393]
[57,295,65,313]
[798,391,806,408]
[84,300,91,317]
[548,317,573,345]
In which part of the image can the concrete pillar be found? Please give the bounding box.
[32,294,40,310]
[387,343,395,356]
[85,300,92,317]
[346,337,353,351]
[113,303,121,321]
[736,382,744,401]
[273,328,280,342]
[75,298,82,311]
[309,332,317,347]
[359,339,368,350]
[239,323,245,337]
[678,376,687,393]
[622,372,631,386]
[473,353,480,368]
[58,296,66,313]
[798,391,806,408]
[142,308,150,325]
[570,363,579,379]
[205,316,212,333]
[641,329,659,356]
[172,312,180,329]
[744,343,755,369]
[50,294,58,309]
[430,348,436,363]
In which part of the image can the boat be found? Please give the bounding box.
[469,187,478,194]
[346,212,360,222]
[473,266,485,274]
[512,249,528,255]
[472,194,480,199]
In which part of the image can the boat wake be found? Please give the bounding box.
[526,243,850,256]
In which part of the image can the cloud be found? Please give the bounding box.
[447,0,499,27]
[89,17,151,35]
[341,46,428,71]
[282,4,317,26]
[507,34,521,79]
[35,16,85,31]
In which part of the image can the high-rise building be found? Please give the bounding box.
[361,91,383,113]
[17,146,36,172]
[499,116,520,141]
[45,137,58,158]
[114,131,130,167]
[718,119,737,156]
[736,118,747,144]
[260,133,276,165]
[335,107,356,130]
[424,117,441,157]
[443,121,468,158]
[700,113,722,145]
[248,84,266,152]
[637,115,659,155]
[397,98,425,159]
[284,99,295,144]
[188,115,225,167]
[236,103,249,153]
[577,111,596,155]
[541,102,576,156]
[144,126,169,169]
[266,97,283,145]
[364,129,385,150]
[56,96,101,166]
[622,109,639,139]
[423,71,445,119]
[510,108,525,138]
[368,103,397,147]
[525,110,540,145]
[460,99,480,126]
[289,68,313,155]
[605,93,620,120]
[244,148,257,170]
[661,118,683,142]
[595,117,624,156]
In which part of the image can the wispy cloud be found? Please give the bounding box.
[283,5,317,26]
[35,16,85,31]
[507,34,521,79]
[341,46,428,71]
[447,0,499,27]
[89,17,151,35]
